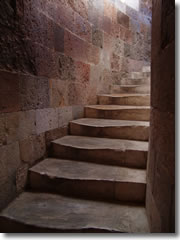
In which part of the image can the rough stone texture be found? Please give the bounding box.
[146,0,175,233]
[0,192,150,233]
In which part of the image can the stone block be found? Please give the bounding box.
[92,27,103,48]
[73,13,92,42]
[58,106,73,127]
[36,108,58,134]
[5,110,36,144]
[64,30,89,62]
[75,61,90,84]
[110,53,123,71]
[20,74,50,111]
[58,53,75,81]
[19,133,46,165]
[0,71,20,113]
[68,83,88,105]
[117,11,129,29]
[68,0,88,20]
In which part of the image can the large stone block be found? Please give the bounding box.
[36,108,58,134]
[20,74,50,111]
[0,71,20,113]
[68,0,88,20]
[49,79,69,107]
[19,133,46,165]
[64,30,89,62]
[5,110,36,144]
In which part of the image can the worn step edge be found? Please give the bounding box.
[29,158,146,203]
[70,118,149,141]
[51,136,148,169]
[85,105,150,121]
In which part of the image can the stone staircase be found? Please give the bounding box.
[0,67,151,233]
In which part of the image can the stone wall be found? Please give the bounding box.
[146,0,175,233]
[0,0,151,211]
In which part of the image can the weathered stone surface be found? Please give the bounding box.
[0,192,149,233]
[53,23,64,53]
[111,85,150,94]
[5,110,36,144]
[52,136,148,168]
[20,75,50,111]
[45,127,68,148]
[19,133,46,165]
[36,108,58,134]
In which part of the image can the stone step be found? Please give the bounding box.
[0,192,150,233]
[98,94,150,106]
[70,118,149,141]
[111,85,150,94]
[85,105,150,121]
[51,136,148,169]
[29,158,146,203]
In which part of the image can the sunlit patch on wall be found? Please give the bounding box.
[121,0,139,11]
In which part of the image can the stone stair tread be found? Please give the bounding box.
[52,135,148,151]
[86,105,150,110]
[0,192,150,233]
[30,158,146,184]
[70,118,150,127]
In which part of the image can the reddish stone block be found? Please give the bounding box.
[73,13,92,42]
[75,61,90,84]
[68,0,88,20]
[64,30,89,62]
[117,11,130,29]
[111,23,121,39]
[55,3,75,33]
[0,71,20,113]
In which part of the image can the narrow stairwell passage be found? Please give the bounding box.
[0,67,151,233]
